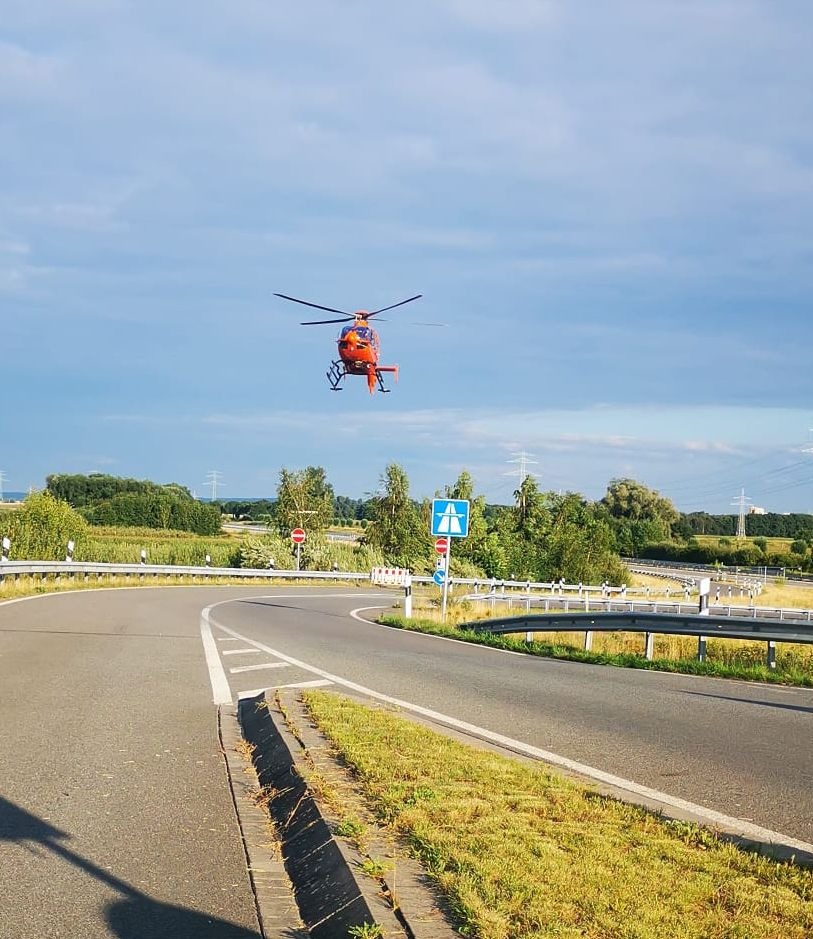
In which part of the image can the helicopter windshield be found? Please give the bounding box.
[341,325,374,340]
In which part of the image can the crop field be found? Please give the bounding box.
[77,525,241,566]
[693,533,795,553]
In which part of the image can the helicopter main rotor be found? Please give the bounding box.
[274,292,422,325]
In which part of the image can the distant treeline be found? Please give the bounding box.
[47,474,221,534]
[678,512,813,540]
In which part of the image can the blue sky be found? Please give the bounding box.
[2,1,812,512]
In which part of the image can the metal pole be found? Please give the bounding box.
[441,540,451,622]
[296,542,301,572]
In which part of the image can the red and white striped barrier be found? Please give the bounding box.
[370,566,410,587]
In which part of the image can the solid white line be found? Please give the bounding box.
[208,612,813,857]
[236,678,333,699]
[349,605,527,656]
[217,637,241,642]
[222,648,261,656]
[229,662,292,674]
[199,607,233,705]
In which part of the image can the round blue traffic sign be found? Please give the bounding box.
[432,569,446,586]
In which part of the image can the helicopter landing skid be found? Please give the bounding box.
[375,370,391,393]
[326,361,346,391]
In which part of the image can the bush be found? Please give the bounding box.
[1,491,89,560]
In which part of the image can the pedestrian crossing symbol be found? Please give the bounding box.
[431,499,470,538]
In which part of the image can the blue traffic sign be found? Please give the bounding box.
[432,569,446,586]
[430,499,470,538]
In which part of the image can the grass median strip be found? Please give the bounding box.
[379,614,813,687]
[302,690,813,939]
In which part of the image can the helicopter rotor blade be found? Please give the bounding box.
[300,317,355,326]
[274,293,349,316]
[367,294,423,317]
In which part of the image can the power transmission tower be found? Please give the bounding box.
[731,487,750,540]
[505,451,539,486]
[205,471,223,502]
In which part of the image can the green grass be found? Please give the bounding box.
[379,614,813,687]
[303,690,813,939]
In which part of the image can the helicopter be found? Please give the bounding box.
[274,292,422,394]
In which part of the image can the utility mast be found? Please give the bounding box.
[731,487,750,540]
[506,450,539,486]
[0,471,6,502]
[205,470,223,502]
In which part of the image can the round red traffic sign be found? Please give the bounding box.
[291,528,306,544]
[434,537,448,554]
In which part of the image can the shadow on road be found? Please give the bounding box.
[0,795,264,938]
[680,689,813,715]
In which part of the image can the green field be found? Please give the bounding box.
[693,533,795,553]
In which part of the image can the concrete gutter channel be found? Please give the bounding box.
[233,690,458,939]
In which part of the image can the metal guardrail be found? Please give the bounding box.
[0,560,369,582]
[458,591,813,624]
[464,610,813,668]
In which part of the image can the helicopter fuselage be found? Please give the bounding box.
[336,320,380,373]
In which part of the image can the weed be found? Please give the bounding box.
[359,857,391,879]
[347,924,384,939]
[335,816,367,840]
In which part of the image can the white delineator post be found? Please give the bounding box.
[66,540,75,563]
[1,536,10,562]
[697,576,711,662]
[404,572,413,618]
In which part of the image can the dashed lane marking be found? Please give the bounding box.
[222,648,262,656]
[229,662,292,674]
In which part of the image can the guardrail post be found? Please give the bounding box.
[403,573,412,618]
[644,633,655,660]
[584,630,593,651]
[697,636,707,662]
[766,641,777,670]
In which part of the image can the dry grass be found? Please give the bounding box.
[303,690,813,939]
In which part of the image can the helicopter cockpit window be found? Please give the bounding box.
[340,325,354,338]
[355,326,373,340]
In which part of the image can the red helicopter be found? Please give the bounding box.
[274,292,422,394]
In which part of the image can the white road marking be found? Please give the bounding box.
[199,606,232,705]
[237,679,333,699]
[207,609,813,858]
[217,637,241,642]
[349,605,527,656]
[222,648,261,656]
[229,662,292,674]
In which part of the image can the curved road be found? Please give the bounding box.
[2,586,812,936]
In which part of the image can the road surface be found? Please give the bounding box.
[2,585,812,937]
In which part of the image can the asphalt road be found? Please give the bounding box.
[205,588,813,844]
[2,585,812,939]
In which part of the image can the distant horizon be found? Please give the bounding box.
[3,486,811,519]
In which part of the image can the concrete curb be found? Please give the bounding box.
[219,704,307,938]
[238,693,404,938]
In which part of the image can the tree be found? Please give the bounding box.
[365,464,428,567]
[274,466,334,536]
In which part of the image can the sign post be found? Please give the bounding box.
[291,528,306,571]
[430,499,470,622]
